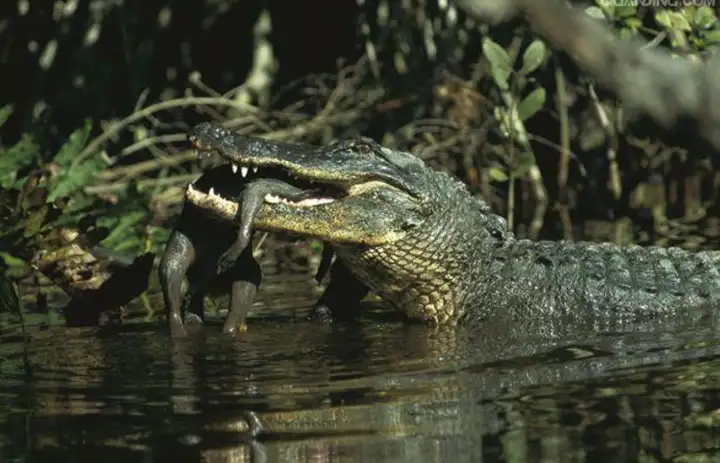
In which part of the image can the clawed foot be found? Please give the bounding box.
[217,244,244,275]
[223,320,248,335]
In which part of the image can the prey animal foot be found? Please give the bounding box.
[223,320,248,335]
[217,244,245,275]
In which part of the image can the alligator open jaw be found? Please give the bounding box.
[186,121,424,247]
[188,132,343,210]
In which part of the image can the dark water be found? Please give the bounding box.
[4,299,720,462]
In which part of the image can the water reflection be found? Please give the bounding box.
[3,307,720,462]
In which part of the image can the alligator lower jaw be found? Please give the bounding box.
[185,182,336,221]
[190,136,356,189]
[186,184,238,221]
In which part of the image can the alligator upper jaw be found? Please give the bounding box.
[188,158,346,208]
[187,129,416,210]
[186,123,430,245]
[188,122,423,197]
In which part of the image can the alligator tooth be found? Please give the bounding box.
[252,167,259,173]
[209,187,216,197]
[264,194,281,204]
[241,166,249,177]
[187,183,195,191]
[232,164,238,174]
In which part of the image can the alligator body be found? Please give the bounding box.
[186,122,720,329]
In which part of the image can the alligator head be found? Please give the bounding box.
[186,122,508,325]
[187,122,440,245]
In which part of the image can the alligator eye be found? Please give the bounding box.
[351,138,377,155]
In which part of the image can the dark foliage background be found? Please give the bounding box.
[1,0,720,324]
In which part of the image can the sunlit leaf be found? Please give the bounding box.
[519,40,547,76]
[656,10,691,32]
[0,135,38,188]
[655,10,672,30]
[518,87,546,121]
[482,38,511,91]
[99,210,147,250]
[53,120,92,166]
[488,167,508,182]
[623,17,641,32]
[0,105,13,128]
[0,253,27,268]
[614,4,637,19]
[21,206,49,238]
[48,156,107,202]
[584,6,606,20]
[693,6,717,29]
[703,29,720,44]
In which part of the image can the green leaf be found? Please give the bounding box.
[519,40,547,76]
[0,253,27,268]
[656,10,692,32]
[693,6,717,29]
[703,29,720,44]
[53,194,96,227]
[53,120,92,166]
[21,206,49,238]
[623,17,642,32]
[488,167,508,182]
[0,105,13,128]
[619,28,634,40]
[0,134,39,188]
[614,4,637,19]
[482,38,511,91]
[99,210,147,250]
[585,6,606,20]
[48,155,107,202]
[0,270,20,315]
[672,12,692,32]
[655,10,672,30]
[518,87,546,121]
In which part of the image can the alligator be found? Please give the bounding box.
[184,121,720,329]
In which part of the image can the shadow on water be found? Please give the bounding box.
[4,295,720,462]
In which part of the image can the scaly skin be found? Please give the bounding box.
[186,122,720,328]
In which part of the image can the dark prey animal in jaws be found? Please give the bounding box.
[158,164,313,337]
[186,121,720,332]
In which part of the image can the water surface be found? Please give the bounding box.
[3,301,720,462]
